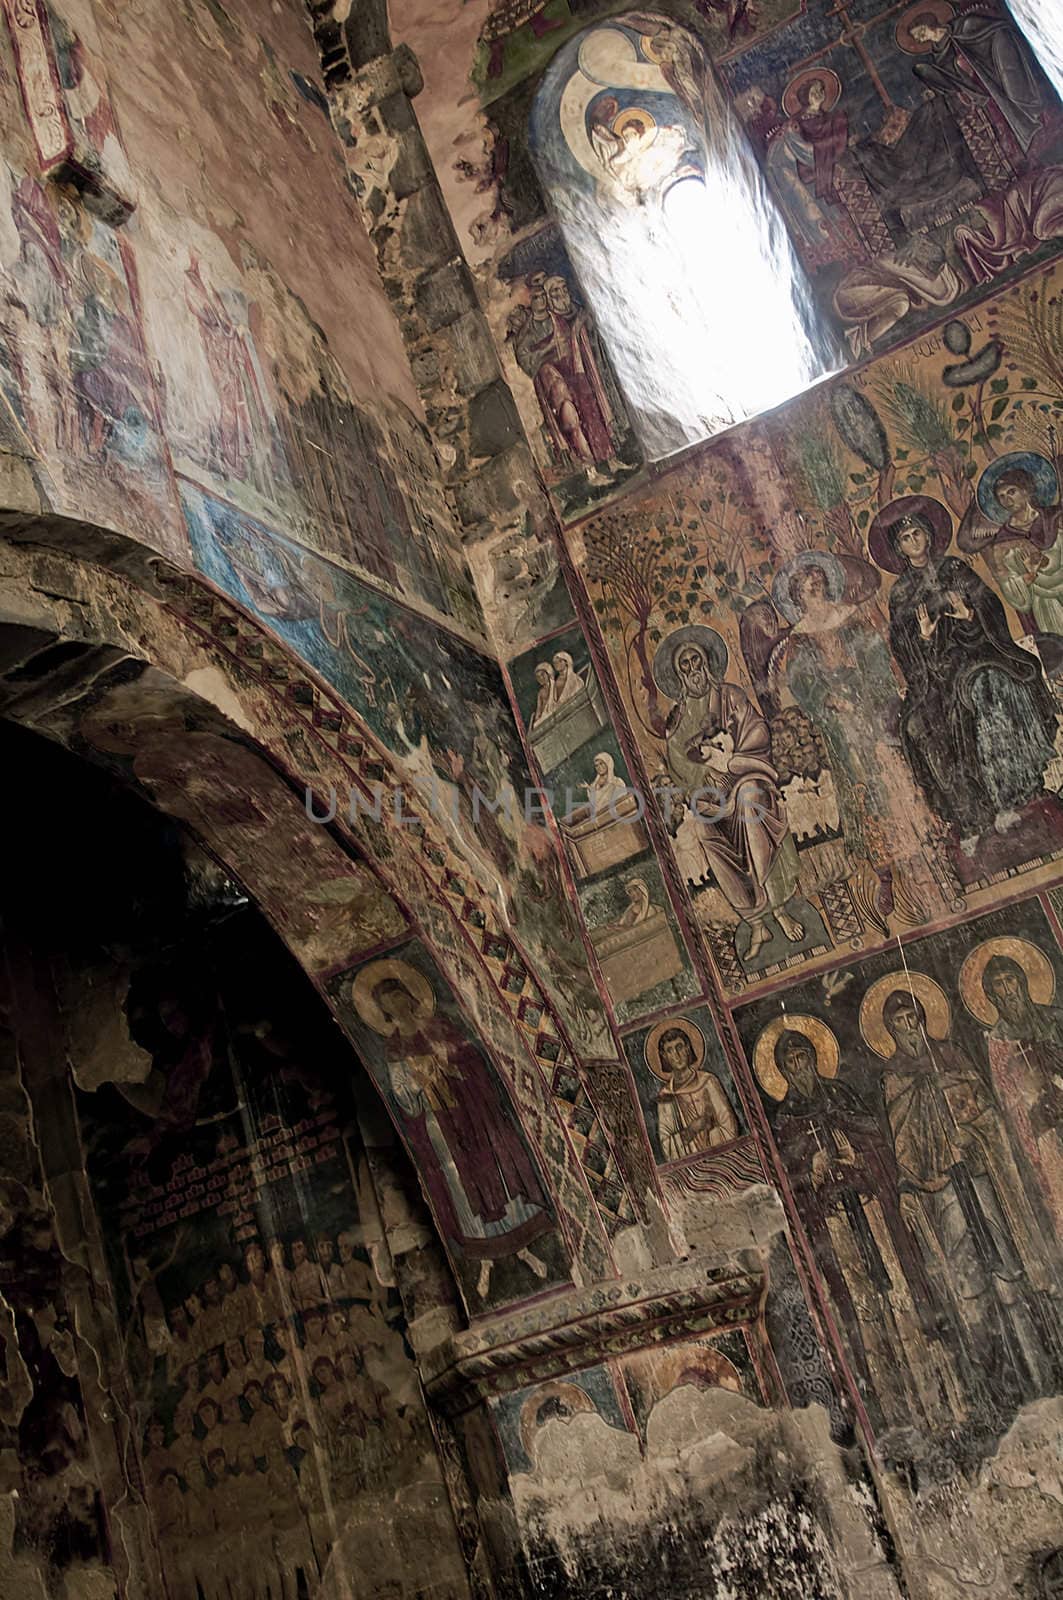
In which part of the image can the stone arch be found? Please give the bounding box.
[0,518,632,1310]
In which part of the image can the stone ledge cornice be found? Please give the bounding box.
[422,1252,766,1412]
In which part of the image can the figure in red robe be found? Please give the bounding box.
[184,255,272,484]
[793,76,849,204]
[364,968,554,1300]
[513,273,622,483]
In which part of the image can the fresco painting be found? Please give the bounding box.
[527,13,832,455]
[720,0,1063,353]
[734,896,1063,1465]
[622,1006,746,1167]
[0,1008,109,1585]
[490,1365,631,1477]
[75,918,450,1600]
[576,261,1063,998]
[426,0,1063,548]
[0,0,479,620]
[328,940,571,1310]
[578,849,698,1021]
[147,229,480,629]
[497,224,641,511]
[511,621,653,874]
[0,142,183,554]
[617,1329,756,1433]
[185,484,614,1058]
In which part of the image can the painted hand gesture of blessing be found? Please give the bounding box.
[917,591,972,638]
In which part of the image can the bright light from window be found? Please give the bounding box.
[663,174,828,429]
[530,16,840,460]
[1008,0,1063,102]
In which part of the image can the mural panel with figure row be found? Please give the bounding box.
[0,0,478,623]
[721,0,1063,355]
[399,0,1063,517]
[575,259,1063,996]
[75,913,463,1600]
[733,894,1063,1468]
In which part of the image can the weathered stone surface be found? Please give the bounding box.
[467,381,522,457]
[415,261,479,333]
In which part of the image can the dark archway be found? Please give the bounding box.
[0,523,632,1304]
[0,713,473,1598]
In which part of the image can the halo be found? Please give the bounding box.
[622,1340,743,1402]
[958,936,1056,1025]
[645,1017,706,1082]
[868,495,953,575]
[896,0,953,54]
[977,452,1059,523]
[782,67,842,117]
[614,107,656,141]
[519,1382,596,1462]
[752,1014,839,1101]
[350,958,435,1036]
[651,625,729,702]
[639,26,674,64]
[772,551,846,623]
[859,971,950,1058]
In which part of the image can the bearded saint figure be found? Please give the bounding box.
[861,976,1056,1398]
[513,273,622,483]
[654,626,803,962]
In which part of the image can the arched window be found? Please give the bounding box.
[528,15,840,459]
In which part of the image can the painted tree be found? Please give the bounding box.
[583,462,766,736]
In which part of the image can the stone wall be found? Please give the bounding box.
[0,0,1062,1594]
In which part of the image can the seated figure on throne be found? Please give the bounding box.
[653,625,804,963]
[908,7,1049,159]
[848,86,982,240]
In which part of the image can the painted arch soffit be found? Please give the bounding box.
[0,528,633,1308]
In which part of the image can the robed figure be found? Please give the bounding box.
[960,939,1063,1226]
[513,273,620,479]
[645,1019,739,1162]
[653,626,803,963]
[960,454,1063,636]
[755,1017,940,1421]
[351,959,552,1299]
[861,975,1056,1399]
[184,254,272,485]
[791,75,848,203]
[909,8,1047,155]
[870,497,1057,844]
[768,550,938,891]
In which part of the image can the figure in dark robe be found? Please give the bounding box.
[850,95,980,241]
[769,1027,941,1413]
[875,500,1057,845]
[910,9,1048,156]
[368,972,552,1300]
[976,952,1063,1225]
[873,986,1055,1398]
